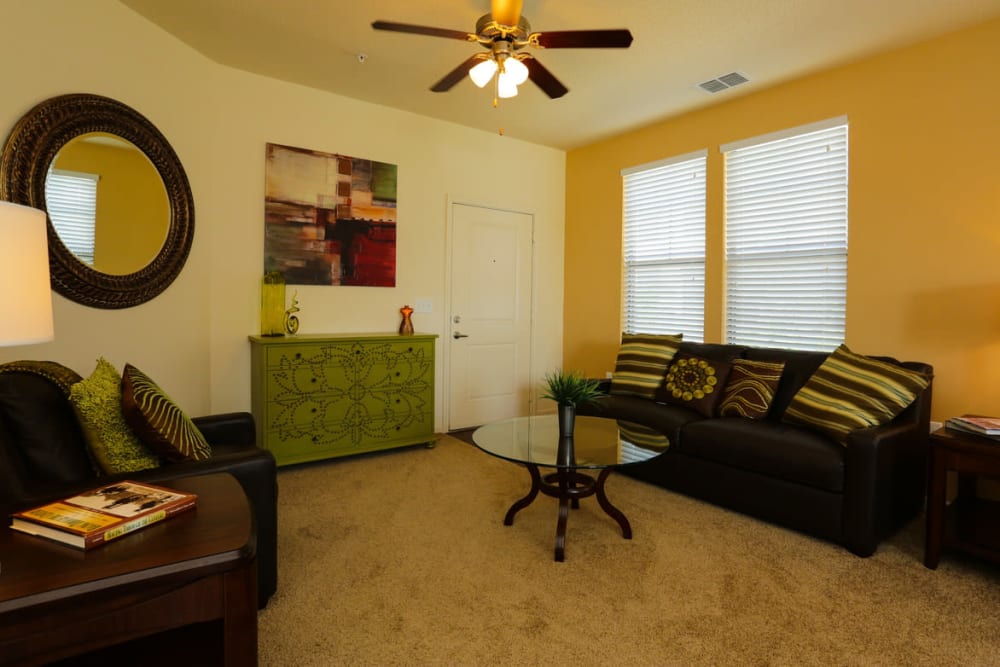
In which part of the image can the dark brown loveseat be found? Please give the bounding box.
[0,361,277,608]
[578,341,933,556]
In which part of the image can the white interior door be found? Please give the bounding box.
[448,203,533,430]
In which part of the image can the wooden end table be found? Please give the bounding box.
[0,472,257,665]
[924,427,1000,569]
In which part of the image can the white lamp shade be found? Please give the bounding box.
[497,72,519,98]
[0,201,54,346]
[468,58,498,88]
[504,57,529,85]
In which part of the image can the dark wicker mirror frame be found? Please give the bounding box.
[0,93,194,309]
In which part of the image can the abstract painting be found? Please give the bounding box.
[264,143,397,286]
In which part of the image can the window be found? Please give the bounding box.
[621,150,707,341]
[723,118,848,351]
[45,169,98,265]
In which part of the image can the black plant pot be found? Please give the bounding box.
[558,403,576,438]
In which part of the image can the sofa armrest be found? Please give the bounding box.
[192,411,256,447]
[841,418,930,556]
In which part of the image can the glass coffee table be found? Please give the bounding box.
[472,415,669,561]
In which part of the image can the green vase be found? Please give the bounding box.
[261,272,286,336]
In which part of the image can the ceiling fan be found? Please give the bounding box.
[372,0,633,103]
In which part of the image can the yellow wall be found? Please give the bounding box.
[1,0,566,427]
[565,18,1000,422]
[54,135,169,274]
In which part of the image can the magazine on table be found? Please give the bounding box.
[9,480,197,549]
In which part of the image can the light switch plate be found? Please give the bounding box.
[414,299,432,313]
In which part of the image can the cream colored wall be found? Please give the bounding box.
[0,0,565,430]
[565,17,1000,423]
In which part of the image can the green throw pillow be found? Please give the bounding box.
[782,344,931,444]
[663,354,732,417]
[69,357,159,474]
[609,334,683,399]
[717,359,786,419]
[121,363,212,463]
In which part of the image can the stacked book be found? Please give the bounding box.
[9,480,197,549]
[945,415,1000,441]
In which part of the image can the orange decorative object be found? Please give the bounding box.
[399,305,414,336]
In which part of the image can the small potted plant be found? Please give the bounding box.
[542,369,603,437]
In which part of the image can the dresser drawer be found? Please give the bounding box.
[264,344,329,368]
[265,411,434,464]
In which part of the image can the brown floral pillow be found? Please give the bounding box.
[717,359,786,419]
[663,354,732,417]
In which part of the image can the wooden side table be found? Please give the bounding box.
[0,473,257,665]
[924,427,1000,569]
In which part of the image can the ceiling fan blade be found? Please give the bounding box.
[431,55,486,93]
[371,20,473,42]
[524,58,568,99]
[491,0,524,27]
[533,29,634,49]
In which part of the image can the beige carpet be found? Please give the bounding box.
[258,435,1000,666]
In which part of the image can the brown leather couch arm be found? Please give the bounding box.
[192,411,256,447]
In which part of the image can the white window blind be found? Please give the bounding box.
[45,169,98,266]
[622,150,707,341]
[723,118,847,351]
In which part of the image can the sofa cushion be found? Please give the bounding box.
[663,354,732,417]
[743,347,826,419]
[717,359,786,419]
[69,358,159,474]
[677,418,846,492]
[0,361,95,485]
[609,333,682,399]
[782,344,931,444]
[121,363,212,463]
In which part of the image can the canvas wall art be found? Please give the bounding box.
[264,143,398,286]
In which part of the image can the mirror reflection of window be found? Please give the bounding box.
[45,168,98,265]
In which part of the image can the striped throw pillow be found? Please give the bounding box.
[717,359,785,419]
[609,333,683,399]
[782,345,930,444]
[121,363,212,462]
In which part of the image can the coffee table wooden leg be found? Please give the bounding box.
[505,463,542,525]
[596,469,632,539]
[554,496,570,562]
[223,560,258,666]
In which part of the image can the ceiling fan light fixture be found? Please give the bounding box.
[497,73,519,98]
[469,58,498,88]
[504,57,529,85]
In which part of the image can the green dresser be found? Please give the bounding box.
[249,333,437,466]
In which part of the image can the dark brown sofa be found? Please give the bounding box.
[0,361,277,608]
[578,341,933,556]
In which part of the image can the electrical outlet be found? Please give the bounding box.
[414,299,432,314]
[605,371,613,379]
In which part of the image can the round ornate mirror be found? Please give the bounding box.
[0,93,193,309]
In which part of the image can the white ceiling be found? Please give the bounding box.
[118,0,1000,150]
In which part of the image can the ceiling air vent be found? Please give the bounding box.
[698,71,749,94]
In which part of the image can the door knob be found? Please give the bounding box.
[453,332,469,339]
